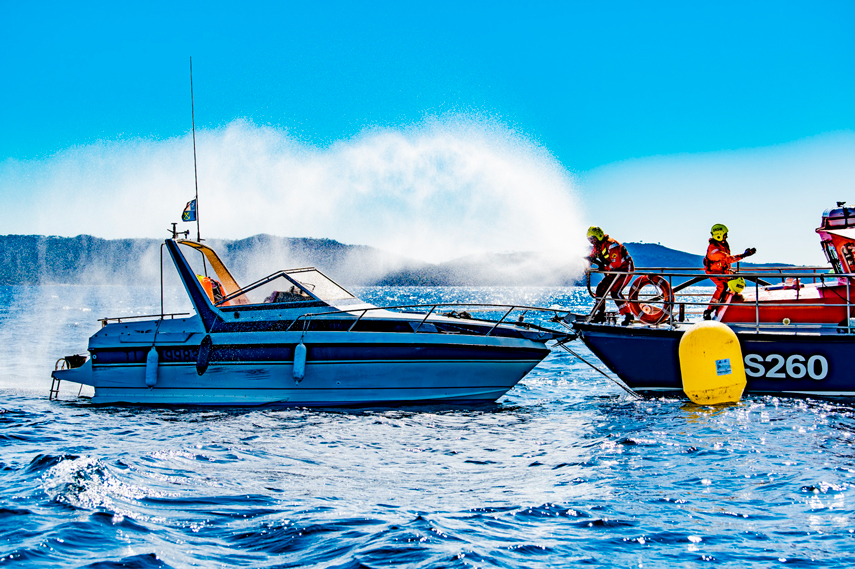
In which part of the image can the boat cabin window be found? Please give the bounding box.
[822,241,844,273]
[841,243,855,273]
[263,286,313,303]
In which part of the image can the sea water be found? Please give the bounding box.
[1,285,853,568]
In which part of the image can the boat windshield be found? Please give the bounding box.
[175,240,355,307]
[284,268,355,302]
[213,266,356,307]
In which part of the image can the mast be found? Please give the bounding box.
[190,56,201,243]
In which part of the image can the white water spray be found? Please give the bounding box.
[0,116,588,270]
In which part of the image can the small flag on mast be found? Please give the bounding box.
[182,199,197,222]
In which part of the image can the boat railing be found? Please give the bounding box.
[586,265,855,334]
[98,312,191,327]
[286,302,575,337]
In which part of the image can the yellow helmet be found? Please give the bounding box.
[587,226,605,241]
[727,277,746,294]
[711,223,728,241]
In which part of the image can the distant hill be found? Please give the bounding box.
[0,235,163,286]
[0,235,803,287]
[377,251,581,286]
[624,242,800,272]
[0,234,426,287]
[624,242,705,268]
[616,242,802,286]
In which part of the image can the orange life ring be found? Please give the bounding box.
[628,274,673,325]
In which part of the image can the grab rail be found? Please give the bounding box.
[285,302,574,337]
[98,312,190,327]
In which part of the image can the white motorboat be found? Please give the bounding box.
[51,239,568,406]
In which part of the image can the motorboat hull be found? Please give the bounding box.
[576,322,855,396]
[69,360,541,406]
[55,329,549,406]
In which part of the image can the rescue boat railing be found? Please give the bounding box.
[625,265,830,281]
[586,266,855,333]
[285,303,575,337]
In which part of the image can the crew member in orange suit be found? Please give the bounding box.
[704,223,755,320]
[586,226,635,325]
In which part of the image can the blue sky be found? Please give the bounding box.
[1,1,854,263]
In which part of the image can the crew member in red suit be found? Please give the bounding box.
[703,223,755,320]
[586,226,635,326]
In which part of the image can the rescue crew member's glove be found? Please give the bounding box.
[741,247,756,258]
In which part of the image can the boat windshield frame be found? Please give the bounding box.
[214,266,356,307]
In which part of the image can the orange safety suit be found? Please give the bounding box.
[588,236,634,316]
[703,238,741,315]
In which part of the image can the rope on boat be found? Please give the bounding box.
[553,339,642,400]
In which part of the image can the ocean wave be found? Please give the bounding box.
[79,553,174,569]
[41,455,148,513]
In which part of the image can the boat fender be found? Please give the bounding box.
[196,335,212,376]
[628,275,673,325]
[678,321,746,405]
[145,346,159,387]
[293,342,307,383]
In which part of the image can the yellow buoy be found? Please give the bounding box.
[678,321,746,405]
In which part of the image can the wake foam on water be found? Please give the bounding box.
[41,455,149,515]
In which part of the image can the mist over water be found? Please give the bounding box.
[0,116,587,267]
[0,285,192,391]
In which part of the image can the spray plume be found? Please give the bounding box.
[0,116,587,270]
[0,117,595,391]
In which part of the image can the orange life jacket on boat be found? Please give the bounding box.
[704,239,740,275]
[588,236,633,271]
[197,275,230,306]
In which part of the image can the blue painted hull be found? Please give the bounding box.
[85,359,539,406]
[576,323,855,396]
[55,326,549,406]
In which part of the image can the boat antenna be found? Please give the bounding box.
[189,57,207,277]
[190,56,201,243]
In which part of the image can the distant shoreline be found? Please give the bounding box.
[0,234,780,287]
